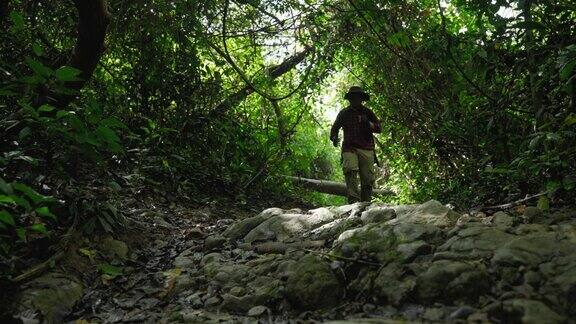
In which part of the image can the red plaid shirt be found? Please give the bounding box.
[330,105,381,152]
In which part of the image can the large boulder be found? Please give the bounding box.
[416,260,491,303]
[16,272,83,323]
[223,207,284,241]
[436,224,515,260]
[285,254,343,310]
[361,206,396,224]
[493,299,564,324]
[372,263,416,305]
[492,232,576,267]
[244,208,338,243]
[387,200,461,228]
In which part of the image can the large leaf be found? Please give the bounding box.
[25,57,52,77]
[55,66,82,82]
[36,207,57,221]
[9,11,25,30]
[0,210,15,226]
[0,195,16,205]
[13,183,55,204]
[0,179,12,194]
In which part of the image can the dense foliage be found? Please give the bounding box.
[1,0,575,267]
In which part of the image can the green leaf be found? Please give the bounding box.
[9,11,25,30]
[13,196,31,211]
[101,117,128,130]
[564,113,576,127]
[97,126,120,143]
[32,43,44,56]
[16,228,26,242]
[99,263,123,276]
[560,60,576,80]
[0,179,12,194]
[25,57,52,77]
[537,196,549,211]
[13,183,55,204]
[0,195,16,205]
[55,66,82,82]
[38,104,55,113]
[18,127,32,140]
[30,223,48,234]
[546,180,561,192]
[0,210,15,226]
[36,207,57,221]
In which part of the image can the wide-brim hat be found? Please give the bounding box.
[344,86,370,101]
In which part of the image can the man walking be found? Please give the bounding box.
[330,86,381,203]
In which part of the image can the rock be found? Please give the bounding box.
[188,227,205,239]
[16,272,83,323]
[174,248,196,268]
[204,235,226,251]
[493,211,514,229]
[553,265,576,296]
[309,217,362,241]
[223,208,287,242]
[393,223,443,244]
[423,307,445,321]
[335,223,400,263]
[492,232,576,267]
[523,206,542,223]
[229,286,246,297]
[416,260,491,303]
[220,294,270,314]
[220,294,250,313]
[437,225,515,260]
[174,274,196,293]
[360,207,396,224]
[524,271,542,287]
[387,200,461,228]
[204,297,220,307]
[201,253,222,266]
[449,305,475,319]
[101,237,129,260]
[498,299,564,324]
[373,263,416,305]
[397,241,432,263]
[285,254,343,310]
[153,215,174,228]
[244,208,338,243]
[247,305,269,317]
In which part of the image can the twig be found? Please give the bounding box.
[474,190,550,212]
[11,251,66,284]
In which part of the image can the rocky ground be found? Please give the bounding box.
[10,199,576,323]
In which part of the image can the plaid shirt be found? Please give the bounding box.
[330,105,381,152]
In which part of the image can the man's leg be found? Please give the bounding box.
[357,149,375,202]
[342,151,360,203]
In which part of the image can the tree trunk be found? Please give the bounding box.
[522,0,543,122]
[284,176,395,197]
[50,0,111,108]
[271,99,287,147]
[0,0,8,25]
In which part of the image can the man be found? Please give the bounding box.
[330,86,381,203]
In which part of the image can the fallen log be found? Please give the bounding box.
[284,176,395,197]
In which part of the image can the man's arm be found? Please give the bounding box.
[330,112,342,146]
[368,109,382,133]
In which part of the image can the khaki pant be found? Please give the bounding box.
[342,149,375,203]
